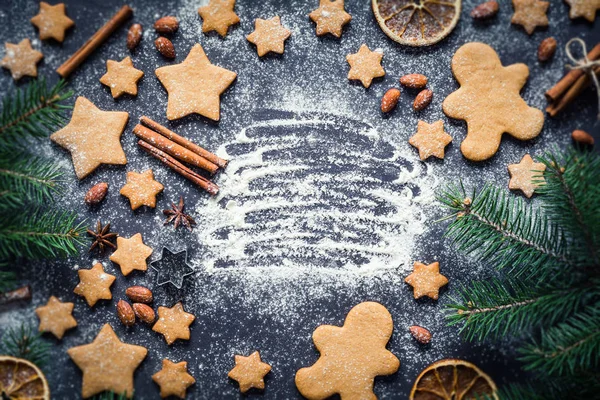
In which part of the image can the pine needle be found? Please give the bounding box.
[0,270,16,292]
[0,323,50,367]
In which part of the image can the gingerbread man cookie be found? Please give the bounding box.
[295,301,400,400]
[442,42,544,161]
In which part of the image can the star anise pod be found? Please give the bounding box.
[87,221,118,253]
[163,196,196,231]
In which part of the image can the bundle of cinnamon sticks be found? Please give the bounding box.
[134,116,226,195]
[546,43,600,117]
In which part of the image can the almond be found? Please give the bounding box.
[572,130,594,146]
[413,89,433,111]
[127,24,142,50]
[154,16,179,35]
[409,325,432,344]
[117,300,135,327]
[84,182,108,206]
[133,303,155,324]
[381,88,401,113]
[470,1,499,20]
[538,37,557,62]
[125,286,153,304]
[399,74,428,89]
[155,37,175,58]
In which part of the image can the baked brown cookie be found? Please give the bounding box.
[309,0,351,38]
[73,263,116,307]
[198,0,240,37]
[119,170,164,210]
[109,233,153,276]
[35,296,77,339]
[30,2,74,42]
[246,16,291,57]
[405,261,448,300]
[508,154,547,198]
[99,56,144,98]
[346,44,385,88]
[152,359,196,399]
[152,302,195,345]
[409,120,453,160]
[0,39,43,81]
[228,351,272,393]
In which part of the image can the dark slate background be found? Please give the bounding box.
[0,0,598,399]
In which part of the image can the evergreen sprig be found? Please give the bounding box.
[0,323,50,367]
[0,78,72,148]
[0,270,16,292]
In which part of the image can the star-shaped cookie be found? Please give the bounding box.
[508,154,546,198]
[228,351,272,393]
[35,296,77,340]
[152,302,196,345]
[309,0,352,38]
[67,324,147,398]
[565,0,600,22]
[73,263,116,307]
[50,97,128,179]
[198,0,240,37]
[30,2,74,42]
[246,16,291,57]
[152,359,196,398]
[100,57,144,99]
[511,0,549,35]
[119,170,164,210]
[346,44,385,88]
[405,261,448,300]
[109,233,153,276]
[155,44,237,121]
[1,39,43,81]
[409,120,453,160]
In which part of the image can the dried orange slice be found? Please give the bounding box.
[0,356,50,400]
[372,0,461,46]
[410,359,498,400]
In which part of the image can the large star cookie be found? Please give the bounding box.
[442,42,544,161]
[346,44,385,88]
[296,302,399,400]
[152,359,196,398]
[309,0,352,38]
[67,324,147,398]
[109,233,153,276]
[50,97,128,179]
[405,261,448,300]
[73,263,116,307]
[409,120,453,160]
[152,302,196,345]
[155,44,237,121]
[198,0,240,37]
[565,0,600,22]
[246,16,291,57]
[100,57,144,98]
[511,0,549,35]
[1,39,43,81]
[119,170,164,210]
[35,296,77,340]
[30,2,74,42]
[228,351,272,393]
[508,154,546,198]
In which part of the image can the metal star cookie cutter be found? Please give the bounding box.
[150,247,194,289]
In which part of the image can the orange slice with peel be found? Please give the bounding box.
[372,0,461,46]
[0,356,50,400]
[410,358,499,400]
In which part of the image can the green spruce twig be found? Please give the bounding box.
[0,323,50,367]
[0,270,16,292]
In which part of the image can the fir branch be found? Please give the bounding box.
[498,376,600,400]
[446,278,599,341]
[519,308,600,376]
[0,210,86,260]
[0,323,50,367]
[439,184,571,279]
[0,270,16,292]
[0,78,72,148]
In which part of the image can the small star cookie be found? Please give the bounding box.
[152,302,195,345]
[155,44,237,121]
[309,0,352,38]
[73,263,116,307]
[35,296,77,340]
[442,43,544,161]
[153,359,196,399]
[405,261,448,300]
[100,57,144,99]
[409,120,453,160]
[67,324,147,398]
[228,351,271,393]
[1,39,43,81]
[511,0,549,35]
[119,170,164,210]
[508,154,546,198]
[198,0,240,37]
[30,2,74,42]
[246,16,291,57]
[565,0,600,22]
[295,302,399,400]
[346,44,385,88]
[50,97,129,179]
[109,233,153,276]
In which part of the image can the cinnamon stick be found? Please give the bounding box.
[0,285,32,306]
[545,43,600,103]
[140,116,228,168]
[56,5,133,78]
[138,140,219,195]
[133,124,219,174]
[547,66,600,117]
